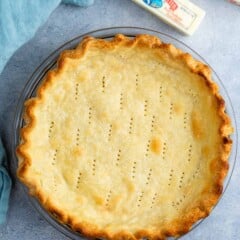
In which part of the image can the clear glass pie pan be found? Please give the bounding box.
[11,27,238,240]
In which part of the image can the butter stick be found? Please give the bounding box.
[132,0,205,35]
[229,0,240,5]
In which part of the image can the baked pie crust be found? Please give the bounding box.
[17,34,233,240]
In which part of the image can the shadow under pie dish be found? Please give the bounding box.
[16,34,233,240]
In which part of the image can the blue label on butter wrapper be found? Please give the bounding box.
[143,0,163,8]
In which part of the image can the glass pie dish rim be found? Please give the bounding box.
[11,26,238,240]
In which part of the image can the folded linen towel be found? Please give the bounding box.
[0,138,12,224]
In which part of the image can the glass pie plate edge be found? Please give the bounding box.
[11,27,238,240]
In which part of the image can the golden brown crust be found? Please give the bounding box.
[16,34,233,240]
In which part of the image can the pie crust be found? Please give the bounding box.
[17,34,233,240]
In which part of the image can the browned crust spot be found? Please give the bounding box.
[16,34,233,240]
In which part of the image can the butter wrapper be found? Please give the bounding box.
[132,0,205,35]
[229,0,240,5]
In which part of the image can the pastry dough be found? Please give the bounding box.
[17,34,233,239]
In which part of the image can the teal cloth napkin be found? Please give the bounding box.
[0,0,94,224]
[0,138,12,224]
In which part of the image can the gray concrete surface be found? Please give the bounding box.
[0,1,239,239]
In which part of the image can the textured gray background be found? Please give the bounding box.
[0,0,239,239]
